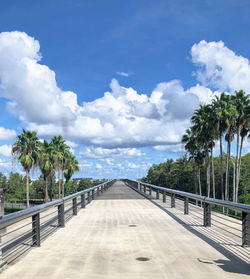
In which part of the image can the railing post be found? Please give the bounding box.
[73,198,77,215]
[149,187,152,196]
[156,189,159,199]
[88,191,91,203]
[97,187,100,196]
[184,198,189,214]
[203,202,211,227]
[137,182,140,190]
[81,193,85,208]
[139,183,142,192]
[32,213,40,247]
[92,189,95,200]
[144,185,146,193]
[58,203,65,227]
[0,229,6,268]
[171,194,175,208]
[101,185,104,193]
[242,212,250,247]
[163,191,166,203]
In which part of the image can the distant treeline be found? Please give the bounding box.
[141,153,250,205]
[0,172,106,204]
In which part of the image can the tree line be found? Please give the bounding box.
[143,90,250,204]
[142,153,249,205]
[11,130,80,207]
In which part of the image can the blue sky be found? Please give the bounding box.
[0,0,250,179]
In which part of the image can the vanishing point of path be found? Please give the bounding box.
[1,181,249,279]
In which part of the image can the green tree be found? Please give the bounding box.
[39,140,54,202]
[12,130,41,207]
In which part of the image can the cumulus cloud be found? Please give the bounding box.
[0,31,75,125]
[80,146,145,159]
[0,144,12,157]
[1,32,248,154]
[0,127,17,140]
[191,40,250,93]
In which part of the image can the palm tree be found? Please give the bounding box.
[39,140,54,203]
[51,136,69,198]
[182,128,198,195]
[232,90,250,202]
[194,150,206,196]
[64,154,80,184]
[61,148,71,197]
[212,93,231,200]
[191,105,214,197]
[12,130,41,207]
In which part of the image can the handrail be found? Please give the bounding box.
[0,180,114,230]
[126,179,250,213]
[124,178,250,247]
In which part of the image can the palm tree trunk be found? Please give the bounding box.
[206,148,210,197]
[58,168,61,199]
[219,133,224,200]
[26,170,30,208]
[198,166,202,196]
[192,156,197,195]
[45,176,48,203]
[225,140,231,201]
[211,146,215,199]
[235,128,240,202]
[61,168,64,198]
[236,135,244,201]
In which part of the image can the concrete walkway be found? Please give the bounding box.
[1,181,249,279]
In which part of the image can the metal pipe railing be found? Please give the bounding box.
[123,179,250,247]
[0,179,115,267]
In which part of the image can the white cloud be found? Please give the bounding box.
[0,127,16,140]
[80,146,145,159]
[0,144,12,157]
[95,163,102,169]
[191,40,250,93]
[117,71,131,77]
[1,33,248,155]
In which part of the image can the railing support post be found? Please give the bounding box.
[139,183,142,192]
[58,203,65,227]
[171,194,175,208]
[242,212,250,247]
[81,194,85,208]
[32,213,40,247]
[92,189,95,200]
[87,191,91,203]
[203,203,211,227]
[97,187,100,196]
[73,198,77,215]
[0,229,6,268]
[184,198,189,214]
[163,191,166,203]
[156,189,159,199]
[144,185,146,193]
[149,187,152,196]
[137,182,140,190]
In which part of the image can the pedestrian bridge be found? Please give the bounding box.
[0,180,249,279]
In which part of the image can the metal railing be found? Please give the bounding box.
[0,180,115,267]
[123,179,250,247]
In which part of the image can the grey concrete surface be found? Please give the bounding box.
[1,181,249,279]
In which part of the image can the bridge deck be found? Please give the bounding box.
[1,181,249,279]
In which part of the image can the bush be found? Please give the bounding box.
[4,206,24,213]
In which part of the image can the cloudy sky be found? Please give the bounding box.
[0,0,250,179]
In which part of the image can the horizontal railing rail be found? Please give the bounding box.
[0,179,115,267]
[123,179,250,247]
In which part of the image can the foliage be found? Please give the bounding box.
[78,178,92,191]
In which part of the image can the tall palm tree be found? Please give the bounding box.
[64,154,80,184]
[194,150,206,196]
[212,93,231,200]
[61,148,71,197]
[232,90,250,202]
[191,105,214,197]
[12,130,41,207]
[39,140,54,203]
[182,128,198,195]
